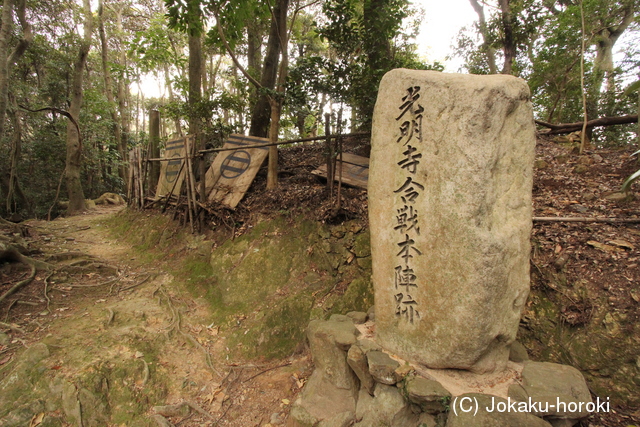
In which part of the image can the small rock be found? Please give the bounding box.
[329,314,351,323]
[289,402,319,427]
[346,311,367,324]
[317,411,354,427]
[446,393,552,427]
[347,345,375,395]
[153,403,190,417]
[356,384,409,426]
[592,154,603,162]
[270,412,284,425]
[509,341,530,363]
[547,418,576,427]
[395,363,415,379]
[367,351,400,385]
[534,160,549,169]
[573,164,589,174]
[582,192,596,201]
[405,376,451,414]
[577,156,594,165]
[356,338,381,354]
[570,204,588,213]
[151,414,174,427]
[366,306,375,322]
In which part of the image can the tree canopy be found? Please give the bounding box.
[0,0,637,219]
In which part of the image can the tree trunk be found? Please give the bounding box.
[468,0,497,74]
[536,114,639,134]
[249,0,289,138]
[65,0,92,215]
[267,29,289,190]
[149,110,161,193]
[498,0,516,75]
[98,0,124,183]
[588,6,635,130]
[115,7,130,186]
[0,0,14,139]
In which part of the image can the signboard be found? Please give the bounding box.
[311,153,370,189]
[205,134,270,208]
[156,136,193,198]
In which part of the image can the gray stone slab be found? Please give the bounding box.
[369,69,535,373]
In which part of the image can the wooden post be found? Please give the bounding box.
[336,108,343,210]
[149,110,161,193]
[324,113,333,198]
[267,98,280,189]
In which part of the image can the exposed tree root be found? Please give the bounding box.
[156,286,223,379]
[0,264,36,305]
[0,321,25,334]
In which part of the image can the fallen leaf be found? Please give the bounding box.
[29,412,44,427]
[0,355,11,365]
[608,240,635,250]
[587,241,617,252]
[282,398,290,405]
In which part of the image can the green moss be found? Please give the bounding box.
[327,277,374,316]
[105,210,376,364]
[231,293,315,359]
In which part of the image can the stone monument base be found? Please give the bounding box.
[290,313,593,427]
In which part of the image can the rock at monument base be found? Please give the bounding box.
[366,350,400,385]
[317,411,355,427]
[509,341,530,363]
[290,319,359,425]
[404,376,451,414]
[509,361,592,423]
[369,69,535,373]
[446,393,553,427]
[347,345,375,395]
[354,384,411,426]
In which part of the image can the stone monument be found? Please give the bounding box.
[369,69,536,374]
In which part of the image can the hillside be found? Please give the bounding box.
[0,136,639,426]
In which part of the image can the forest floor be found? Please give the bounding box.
[0,136,639,426]
[0,205,309,426]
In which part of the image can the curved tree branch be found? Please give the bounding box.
[212,6,263,90]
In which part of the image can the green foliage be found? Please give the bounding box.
[318,0,439,129]
[456,0,640,148]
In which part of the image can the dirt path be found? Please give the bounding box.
[0,206,307,427]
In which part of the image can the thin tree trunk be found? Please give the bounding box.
[469,0,497,74]
[0,0,15,139]
[115,6,130,185]
[98,0,124,183]
[65,0,92,215]
[249,0,289,137]
[498,0,516,75]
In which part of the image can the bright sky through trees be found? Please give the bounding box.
[413,0,477,70]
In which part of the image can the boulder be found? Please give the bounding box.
[290,319,359,424]
[354,384,410,426]
[510,361,592,423]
